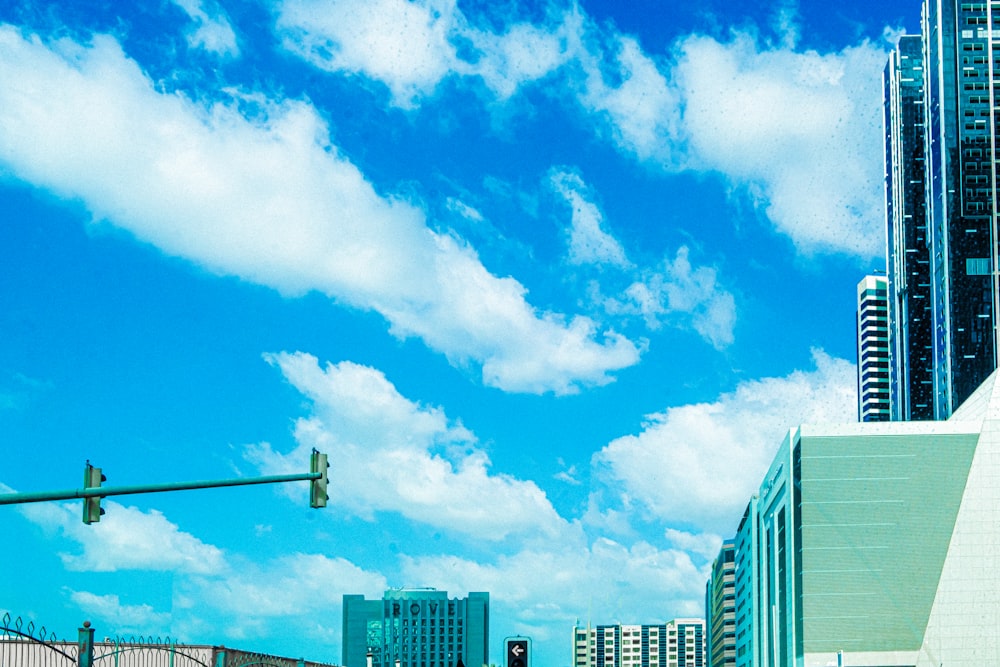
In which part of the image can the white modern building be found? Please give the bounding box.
[731,370,1000,666]
[856,275,890,422]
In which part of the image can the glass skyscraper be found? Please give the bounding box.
[884,0,999,419]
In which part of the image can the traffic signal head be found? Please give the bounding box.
[310,449,329,508]
[83,463,106,525]
[506,638,528,667]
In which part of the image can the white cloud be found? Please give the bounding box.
[573,33,682,164]
[399,537,709,633]
[664,528,724,561]
[0,25,640,395]
[245,352,573,542]
[275,0,459,108]
[673,32,887,256]
[171,0,240,57]
[597,246,736,349]
[463,10,580,100]
[275,0,577,106]
[272,2,887,258]
[591,349,857,533]
[445,197,485,223]
[68,592,172,633]
[17,500,225,574]
[190,553,386,619]
[549,168,630,269]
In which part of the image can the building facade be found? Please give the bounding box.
[884,0,1000,420]
[883,33,934,421]
[342,589,489,667]
[856,275,892,421]
[730,370,1000,665]
[731,499,759,667]
[573,621,705,667]
[705,541,736,667]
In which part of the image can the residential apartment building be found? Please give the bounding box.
[573,620,705,667]
[732,499,759,667]
[342,589,488,667]
[856,275,891,421]
[705,540,736,667]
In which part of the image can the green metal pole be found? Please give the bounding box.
[0,471,322,506]
[77,621,95,667]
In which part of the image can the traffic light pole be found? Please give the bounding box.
[0,470,323,505]
[0,449,330,523]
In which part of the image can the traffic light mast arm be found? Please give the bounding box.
[0,471,323,506]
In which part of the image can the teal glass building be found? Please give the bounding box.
[342,589,489,667]
[730,371,1000,665]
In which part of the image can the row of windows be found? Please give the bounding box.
[396,619,462,627]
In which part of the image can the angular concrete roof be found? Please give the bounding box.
[948,369,999,422]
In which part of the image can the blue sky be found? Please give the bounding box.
[1,0,917,664]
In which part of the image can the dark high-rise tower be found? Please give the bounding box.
[883,1,999,419]
[884,34,934,420]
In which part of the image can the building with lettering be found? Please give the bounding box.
[342,589,488,667]
[572,620,705,667]
[729,370,1000,666]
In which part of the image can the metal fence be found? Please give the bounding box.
[0,615,338,667]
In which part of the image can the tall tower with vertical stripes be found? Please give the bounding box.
[884,0,1000,419]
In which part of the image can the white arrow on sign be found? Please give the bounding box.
[511,645,525,657]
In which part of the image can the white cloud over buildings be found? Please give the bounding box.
[591,349,858,533]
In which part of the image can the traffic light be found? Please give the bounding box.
[310,449,329,508]
[83,462,106,524]
[506,638,528,667]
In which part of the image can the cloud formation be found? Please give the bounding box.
[68,592,172,634]
[549,168,631,269]
[171,0,239,57]
[0,25,639,395]
[246,351,573,542]
[591,349,858,533]
[672,32,886,256]
[400,538,708,638]
[17,499,225,574]
[273,0,888,257]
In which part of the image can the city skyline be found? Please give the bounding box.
[1,1,918,666]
